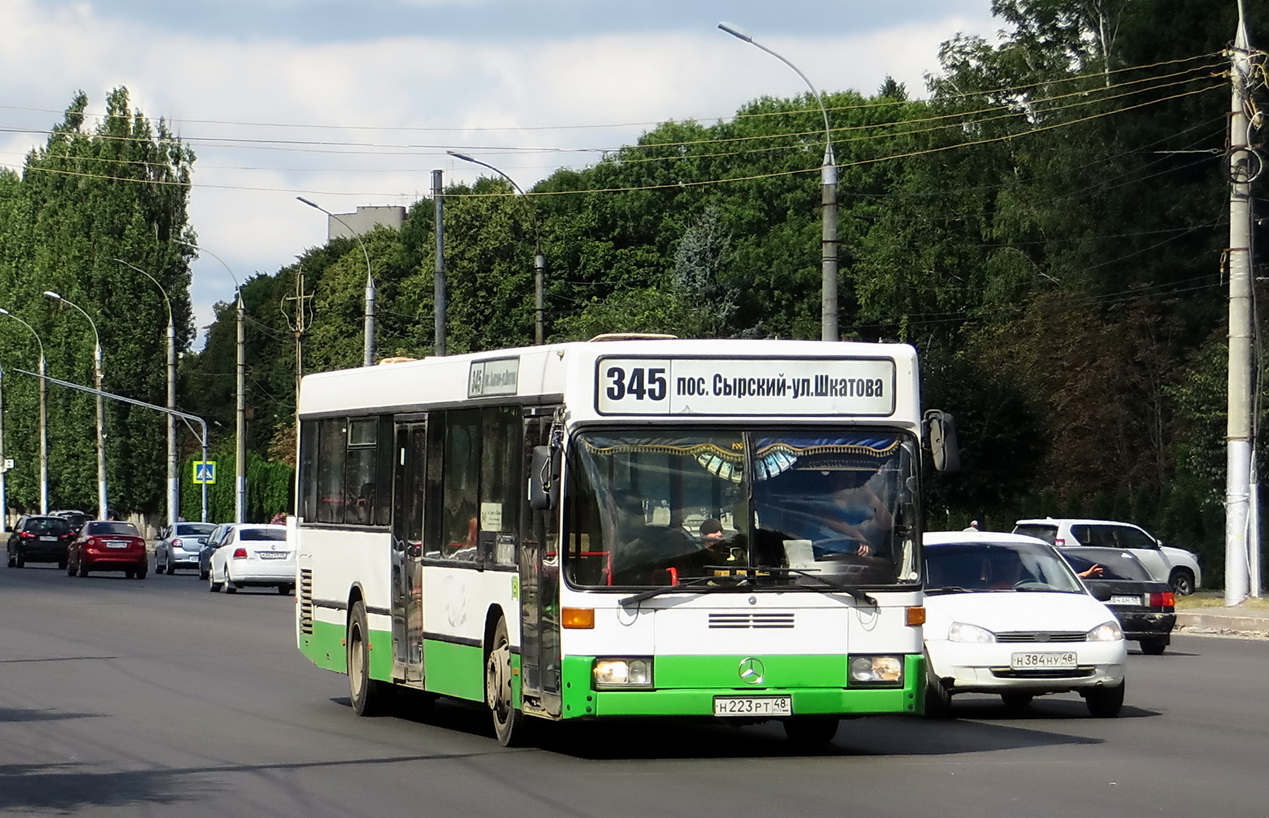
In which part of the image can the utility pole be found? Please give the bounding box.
[282,268,313,421]
[1225,1,1260,605]
[236,291,246,524]
[433,169,447,357]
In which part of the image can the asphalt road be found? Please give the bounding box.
[2,562,1266,817]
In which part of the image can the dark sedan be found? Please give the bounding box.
[1059,546,1176,655]
[7,515,76,568]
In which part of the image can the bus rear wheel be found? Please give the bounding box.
[486,617,525,746]
[348,601,390,716]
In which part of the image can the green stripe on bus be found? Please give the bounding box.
[422,639,485,701]
[560,654,923,718]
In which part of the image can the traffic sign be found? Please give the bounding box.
[193,460,217,485]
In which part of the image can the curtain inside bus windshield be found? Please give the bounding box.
[564,430,917,589]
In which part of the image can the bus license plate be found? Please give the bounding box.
[1011,652,1077,670]
[713,696,792,717]
[1109,595,1143,606]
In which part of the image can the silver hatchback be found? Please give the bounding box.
[154,522,218,575]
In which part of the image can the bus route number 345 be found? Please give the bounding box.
[605,366,667,402]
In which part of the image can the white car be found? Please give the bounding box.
[923,531,1127,717]
[1013,517,1202,595]
[207,524,293,595]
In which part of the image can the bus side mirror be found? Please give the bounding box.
[924,410,961,473]
[529,445,560,511]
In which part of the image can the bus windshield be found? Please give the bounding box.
[564,428,918,590]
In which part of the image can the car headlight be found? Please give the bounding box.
[1086,620,1124,642]
[592,658,653,689]
[849,655,904,686]
[948,622,996,643]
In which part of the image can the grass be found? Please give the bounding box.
[1176,592,1269,610]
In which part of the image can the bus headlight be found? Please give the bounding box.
[849,655,903,686]
[1086,620,1124,642]
[593,658,653,689]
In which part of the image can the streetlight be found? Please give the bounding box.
[447,151,547,345]
[0,308,48,514]
[296,197,377,366]
[177,240,244,524]
[114,259,178,530]
[44,291,107,520]
[719,22,839,341]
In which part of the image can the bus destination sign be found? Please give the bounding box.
[469,357,520,398]
[594,357,896,416]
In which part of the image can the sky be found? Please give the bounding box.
[0,0,1004,349]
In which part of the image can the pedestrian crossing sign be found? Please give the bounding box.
[193,461,217,485]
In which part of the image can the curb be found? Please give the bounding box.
[1174,611,1269,640]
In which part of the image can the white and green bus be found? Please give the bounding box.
[295,336,958,745]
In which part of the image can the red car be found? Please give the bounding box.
[68,521,148,579]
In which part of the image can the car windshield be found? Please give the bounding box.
[88,522,139,536]
[238,528,286,541]
[925,540,1085,594]
[26,518,70,535]
[564,428,918,590]
[1059,548,1153,581]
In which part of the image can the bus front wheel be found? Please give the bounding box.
[348,601,390,716]
[486,617,525,746]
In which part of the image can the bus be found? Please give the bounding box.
[294,336,959,745]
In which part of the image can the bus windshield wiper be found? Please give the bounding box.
[755,566,877,606]
[619,576,740,606]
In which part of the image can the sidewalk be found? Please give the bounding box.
[1175,603,1269,640]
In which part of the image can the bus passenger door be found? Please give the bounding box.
[391,423,427,686]
[519,411,562,717]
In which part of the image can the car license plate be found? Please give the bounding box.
[258,551,287,560]
[39,536,55,542]
[1109,595,1143,605]
[713,696,792,717]
[105,540,130,549]
[1011,652,1077,670]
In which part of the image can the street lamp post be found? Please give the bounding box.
[0,309,48,514]
[719,22,838,341]
[447,152,546,345]
[178,240,243,524]
[44,291,107,520]
[114,259,177,530]
[296,197,377,366]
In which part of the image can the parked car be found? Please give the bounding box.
[197,524,231,580]
[154,522,218,575]
[1012,517,1202,596]
[923,531,1127,717]
[68,520,148,579]
[50,509,92,533]
[7,515,76,568]
[1057,546,1176,655]
[206,524,292,594]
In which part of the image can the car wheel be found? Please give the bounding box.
[167,555,176,575]
[782,716,839,746]
[486,617,525,746]
[6,551,14,568]
[1139,639,1168,656]
[155,556,165,575]
[58,560,67,570]
[199,566,209,581]
[136,566,147,580]
[209,570,222,592]
[125,569,135,579]
[77,561,89,577]
[1169,569,1194,596]
[348,600,390,716]
[923,659,953,718]
[15,553,24,568]
[222,569,236,593]
[1001,692,1034,708]
[1085,681,1125,718]
[67,559,76,576]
